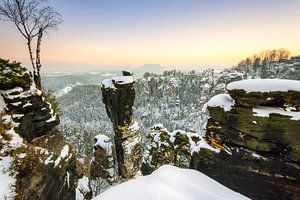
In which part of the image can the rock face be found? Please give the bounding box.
[0,59,78,199]
[191,79,300,200]
[101,72,142,179]
[14,131,78,200]
[0,59,59,141]
[90,134,116,196]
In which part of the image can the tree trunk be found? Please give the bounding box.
[35,29,43,90]
[27,37,36,72]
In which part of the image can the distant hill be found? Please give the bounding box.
[132,64,164,77]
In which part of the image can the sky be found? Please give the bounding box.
[0,0,300,72]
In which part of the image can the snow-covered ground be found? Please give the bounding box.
[94,165,249,200]
[0,156,15,200]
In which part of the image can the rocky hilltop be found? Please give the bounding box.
[0,59,79,199]
[191,79,300,200]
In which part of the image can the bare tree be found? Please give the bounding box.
[0,0,62,89]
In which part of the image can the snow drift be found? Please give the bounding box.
[94,165,249,200]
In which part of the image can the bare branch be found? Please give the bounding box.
[0,0,63,89]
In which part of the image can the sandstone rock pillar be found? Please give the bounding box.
[101,72,142,179]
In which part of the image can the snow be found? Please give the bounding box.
[46,114,57,123]
[55,86,73,97]
[76,176,91,200]
[44,154,54,165]
[12,114,24,119]
[169,77,179,87]
[6,128,23,149]
[151,124,168,132]
[122,134,141,154]
[113,76,134,85]
[0,156,15,200]
[102,78,116,89]
[102,76,134,89]
[227,79,300,93]
[187,133,220,154]
[66,172,70,188]
[94,135,113,155]
[10,101,22,106]
[207,94,235,111]
[101,73,116,77]
[22,102,32,108]
[128,121,140,132]
[18,153,27,159]
[253,106,300,121]
[1,84,42,100]
[251,152,263,159]
[54,145,70,167]
[94,165,249,200]
[147,124,220,156]
[54,82,83,97]
[0,95,6,112]
[1,87,23,96]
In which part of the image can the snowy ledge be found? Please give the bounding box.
[253,106,300,121]
[94,165,249,200]
[207,94,235,112]
[94,134,113,155]
[102,76,134,89]
[227,79,300,93]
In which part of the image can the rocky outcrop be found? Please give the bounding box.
[227,79,300,109]
[0,59,59,141]
[0,59,78,199]
[90,134,116,196]
[13,131,78,200]
[191,148,300,200]
[101,72,142,179]
[191,79,300,200]
[142,124,219,175]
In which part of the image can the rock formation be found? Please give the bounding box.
[142,124,219,175]
[90,134,116,196]
[0,59,59,141]
[0,59,78,199]
[191,79,300,200]
[101,72,142,179]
